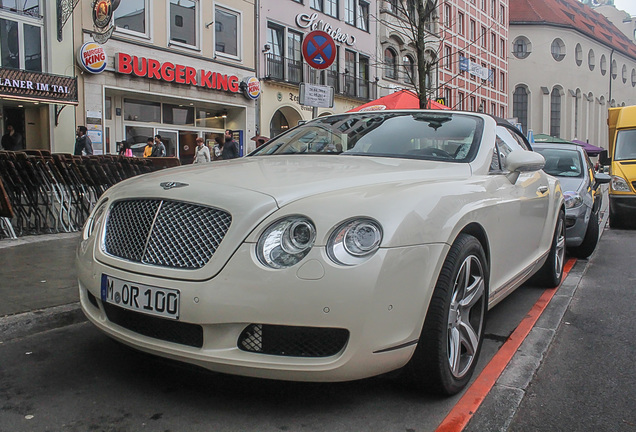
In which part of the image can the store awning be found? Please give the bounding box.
[347,89,450,112]
[572,139,604,156]
[0,68,78,106]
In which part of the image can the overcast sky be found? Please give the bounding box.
[612,0,636,16]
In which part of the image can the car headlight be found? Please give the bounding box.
[82,199,108,240]
[610,175,631,192]
[563,191,583,209]
[257,216,316,269]
[327,218,383,266]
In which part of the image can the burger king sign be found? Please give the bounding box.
[78,42,108,74]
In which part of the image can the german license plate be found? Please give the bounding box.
[101,274,180,320]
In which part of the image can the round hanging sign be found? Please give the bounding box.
[78,42,108,74]
[92,0,113,30]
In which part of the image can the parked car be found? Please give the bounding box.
[77,111,564,395]
[533,142,610,258]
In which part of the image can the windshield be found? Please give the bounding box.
[534,147,583,178]
[250,112,484,162]
[615,129,636,161]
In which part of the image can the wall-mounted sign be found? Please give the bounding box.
[302,31,336,70]
[0,68,78,105]
[116,53,241,93]
[92,0,113,30]
[242,76,261,100]
[296,13,356,46]
[459,56,493,81]
[78,42,108,74]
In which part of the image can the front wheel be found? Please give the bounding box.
[570,211,599,259]
[403,234,488,395]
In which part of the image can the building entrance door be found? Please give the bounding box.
[178,131,198,165]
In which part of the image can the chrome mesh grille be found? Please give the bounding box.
[104,199,232,269]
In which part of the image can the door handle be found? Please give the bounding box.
[537,186,549,194]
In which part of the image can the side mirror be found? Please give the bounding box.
[594,172,611,185]
[505,150,545,183]
[599,150,611,165]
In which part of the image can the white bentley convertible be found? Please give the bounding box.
[77,111,564,395]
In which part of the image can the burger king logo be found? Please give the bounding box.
[243,76,261,100]
[78,42,108,74]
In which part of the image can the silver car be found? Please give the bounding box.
[534,142,610,258]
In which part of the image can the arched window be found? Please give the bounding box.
[550,88,561,137]
[574,89,581,138]
[403,55,415,83]
[551,38,565,61]
[270,110,290,138]
[384,47,397,80]
[513,86,529,134]
[575,43,582,66]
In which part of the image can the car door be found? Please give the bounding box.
[486,125,552,294]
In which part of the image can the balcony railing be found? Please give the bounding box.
[264,54,377,102]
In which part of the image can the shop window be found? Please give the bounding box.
[196,109,225,129]
[163,103,195,126]
[170,0,197,47]
[123,99,161,123]
[215,7,240,59]
[114,0,147,36]
[125,126,154,153]
[0,18,41,72]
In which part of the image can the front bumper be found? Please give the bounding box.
[609,194,636,215]
[77,239,448,382]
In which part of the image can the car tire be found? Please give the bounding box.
[531,210,565,288]
[570,211,599,259]
[403,234,488,395]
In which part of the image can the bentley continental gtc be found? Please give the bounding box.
[77,111,565,395]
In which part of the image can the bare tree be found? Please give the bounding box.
[377,0,441,108]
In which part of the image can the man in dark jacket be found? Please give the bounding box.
[151,134,166,157]
[222,129,239,159]
[74,126,93,155]
[1,124,22,151]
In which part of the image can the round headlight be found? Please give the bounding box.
[257,216,316,269]
[328,218,383,266]
[82,199,108,240]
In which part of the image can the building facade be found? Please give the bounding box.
[0,0,77,152]
[258,0,379,139]
[74,0,259,161]
[509,0,636,149]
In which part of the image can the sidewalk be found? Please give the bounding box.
[0,232,85,341]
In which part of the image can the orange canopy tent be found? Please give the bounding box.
[347,89,450,112]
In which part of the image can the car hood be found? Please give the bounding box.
[556,176,585,194]
[150,155,472,207]
[94,155,471,281]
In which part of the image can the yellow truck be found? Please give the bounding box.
[600,105,636,228]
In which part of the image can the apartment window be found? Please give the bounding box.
[500,5,505,25]
[480,26,487,48]
[386,0,398,13]
[513,86,529,134]
[458,92,464,110]
[288,30,303,83]
[491,32,496,54]
[170,0,197,47]
[491,67,496,88]
[403,55,414,82]
[311,0,323,10]
[481,0,486,11]
[324,0,338,18]
[359,55,370,98]
[550,88,561,137]
[500,106,505,118]
[500,38,505,59]
[470,56,476,80]
[491,0,496,18]
[215,7,240,58]
[458,12,464,36]
[470,96,476,111]
[444,4,451,28]
[344,49,356,95]
[444,45,452,70]
[345,0,355,25]
[384,47,397,79]
[491,102,496,115]
[0,0,39,16]
[0,18,42,72]
[114,0,147,35]
[500,71,505,92]
[356,1,369,31]
[445,87,452,108]
[470,20,476,42]
[266,23,284,79]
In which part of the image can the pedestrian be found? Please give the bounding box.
[151,134,166,157]
[192,137,210,164]
[74,126,93,156]
[143,137,154,157]
[222,129,239,160]
[1,124,22,151]
[118,140,133,157]
[212,136,224,161]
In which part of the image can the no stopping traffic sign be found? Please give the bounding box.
[302,30,336,70]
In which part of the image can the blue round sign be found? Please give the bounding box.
[302,30,336,70]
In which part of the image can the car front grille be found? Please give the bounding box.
[103,303,204,348]
[104,199,231,269]
[238,324,349,357]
